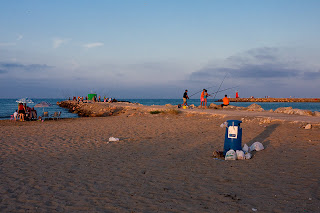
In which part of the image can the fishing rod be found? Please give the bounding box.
[213,73,228,99]
[188,85,216,98]
[208,85,239,97]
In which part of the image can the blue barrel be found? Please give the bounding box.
[223,120,242,155]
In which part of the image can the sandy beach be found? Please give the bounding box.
[1,106,319,212]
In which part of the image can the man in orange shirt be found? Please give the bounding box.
[221,94,229,108]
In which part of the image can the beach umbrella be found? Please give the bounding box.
[34,101,52,112]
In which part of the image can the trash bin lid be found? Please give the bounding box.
[226,120,242,126]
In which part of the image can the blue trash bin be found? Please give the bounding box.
[223,120,242,155]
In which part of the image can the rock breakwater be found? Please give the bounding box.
[58,101,126,117]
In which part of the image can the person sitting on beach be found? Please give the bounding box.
[18,103,25,121]
[26,106,32,121]
[183,90,189,106]
[221,94,230,108]
[30,107,37,120]
[200,89,205,108]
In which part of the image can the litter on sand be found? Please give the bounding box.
[221,142,264,160]
[220,121,228,128]
[249,142,264,152]
[109,137,120,142]
[242,144,249,152]
[225,149,237,160]
[236,150,245,160]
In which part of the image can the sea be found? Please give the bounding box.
[1,98,320,120]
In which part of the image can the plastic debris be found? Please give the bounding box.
[109,137,120,142]
[245,152,252,159]
[220,121,228,128]
[242,144,249,153]
[225,149,237,160]
[250,142,264,152]
[236,150,245,160]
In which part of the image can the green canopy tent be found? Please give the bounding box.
[88,93,97,101]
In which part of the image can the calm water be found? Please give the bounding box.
[1,98,319,120]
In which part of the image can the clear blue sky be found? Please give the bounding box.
[1,0,319,98]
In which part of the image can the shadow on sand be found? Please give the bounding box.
[247,123,280,148]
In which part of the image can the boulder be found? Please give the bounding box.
[274,107,292,113]
[223,105,237,109]
[247,103,264,111]
[305,124,312,129]
[236,106,246,110]
[287,109,313,116]
[275,107,313,116]
[208,103,220,109]
[314,111,320,116]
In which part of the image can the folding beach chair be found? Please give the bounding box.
[51,112,61,120]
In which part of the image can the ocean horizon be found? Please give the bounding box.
[1,98,320,120]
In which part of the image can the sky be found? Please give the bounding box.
[0,0,320,99]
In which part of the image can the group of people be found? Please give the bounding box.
[70,96,117,103]
[14,103,38,121]
[183,89,229,108]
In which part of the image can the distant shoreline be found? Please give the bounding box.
[218,98,320,102]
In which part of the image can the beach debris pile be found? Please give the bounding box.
[214,142,265,161]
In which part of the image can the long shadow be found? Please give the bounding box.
[247,123,280,148]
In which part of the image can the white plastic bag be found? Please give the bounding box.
[236,150,245,160]
[245,152,252,159]
[220,121,228,128]
[242,144,249,153]
[225,149,237,160]
[109,137,119,142]
[250,142,264,151]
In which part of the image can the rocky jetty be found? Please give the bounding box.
[58,100,320,121]
[58,101,126,117]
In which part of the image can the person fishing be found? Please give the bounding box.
[204,89,211,109]
[183,90,189,106]
[200,89,205,108]
[221,94,230,108]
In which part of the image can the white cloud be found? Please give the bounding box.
[83,42,104,48]
[17,34,23,41]
[53,38,70,48]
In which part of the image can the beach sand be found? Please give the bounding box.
[0,111,319,212]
